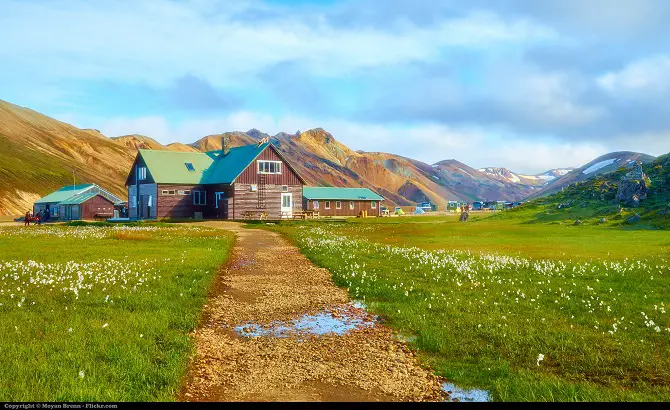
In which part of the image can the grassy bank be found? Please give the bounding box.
[268,218,670,401]
[0,224,233,401]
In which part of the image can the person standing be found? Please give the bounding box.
[24,210,31,226]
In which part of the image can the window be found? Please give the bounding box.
[281,185,288,192]
[313,200,319,209]
[325,201,330,209]
[178,190,185,195]
[193,190,206,206]
[162,190,176,195]
[131,196,137,208]
[162,190,168,195]
[371,201,377,209]
[137,166,147,180]
[183,190,191,195]
[168,190,175,195]
[185,162,195,172]
[349,201,354,210]
[257,160,282,174]
[336,201,342,209]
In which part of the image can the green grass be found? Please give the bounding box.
[267,217,670,401]
[0,224,233,401]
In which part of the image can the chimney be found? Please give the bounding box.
[222,136,229,156]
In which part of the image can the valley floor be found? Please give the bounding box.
[268,215,670,401]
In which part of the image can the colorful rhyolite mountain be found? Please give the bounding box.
[0,98,656,215]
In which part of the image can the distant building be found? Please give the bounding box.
[33,184,123,221]
[302,187,384,217]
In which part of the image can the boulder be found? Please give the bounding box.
[616,164,649,207]
[626,214,641,224]
[573,219,582,226]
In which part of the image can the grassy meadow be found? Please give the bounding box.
[0,223,232,401]
[268,215,670,401]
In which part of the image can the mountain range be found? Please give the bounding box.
[0,98,658,215]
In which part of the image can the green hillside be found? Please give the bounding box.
[499,154,670,229]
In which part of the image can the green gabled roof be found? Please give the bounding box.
[58,192,100,205]
[137,150,215,184]
[35,184,95,204]
[138,142,271,185]
[303,187,384,201]
[203,143,271,184]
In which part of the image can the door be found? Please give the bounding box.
[281,193,292,218]
[215,192,228,219]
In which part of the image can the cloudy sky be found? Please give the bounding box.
[2,0,670,173]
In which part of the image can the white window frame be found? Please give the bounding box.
[371,201,377,209]
[257,160,282,174]
[349,201,354,210]
[325,201,330,209]
[137,166,147,181]
[336,201,342,209]
[313,200,319,209]
[183,190,191,195]
[193,190,207,206]
[162,190,169,195]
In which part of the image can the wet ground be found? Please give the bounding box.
[442,383,490,402]
[179,222,446,402]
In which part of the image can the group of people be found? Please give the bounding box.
[24,209,51,226]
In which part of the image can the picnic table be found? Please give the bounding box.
[280,211,309,220]
[243,210,268,220]
[303,210,320,219]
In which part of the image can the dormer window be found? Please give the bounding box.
[185,163,195,172]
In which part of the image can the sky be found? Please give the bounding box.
[1,0,670,174]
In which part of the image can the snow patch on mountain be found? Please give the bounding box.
[583,158,618,174]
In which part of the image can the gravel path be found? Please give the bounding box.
[180,222,445,402]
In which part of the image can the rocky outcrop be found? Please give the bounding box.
[626,213,641,224]
[616,164,649,207]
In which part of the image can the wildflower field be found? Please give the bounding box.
[269,216,670,401]
[0,224,232,401]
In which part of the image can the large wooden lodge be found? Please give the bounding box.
[126,138,306,220]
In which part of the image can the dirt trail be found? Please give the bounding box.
[180,222,445,402]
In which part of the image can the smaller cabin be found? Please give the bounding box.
[303,187,384,217]
[33,184,124,221]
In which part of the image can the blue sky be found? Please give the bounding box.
[1,0,670,173]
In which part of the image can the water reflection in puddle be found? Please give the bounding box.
[442,382,490,402]
[234,303,377,338]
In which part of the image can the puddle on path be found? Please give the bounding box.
[234,302,377,338]
[441,382,490,402]
[230,258,256,269]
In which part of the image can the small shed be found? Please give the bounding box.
[303,187,384,217]
[33,184,123,221]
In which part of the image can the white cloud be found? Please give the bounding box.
[0,1,557,87]
[597,55,670,98]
